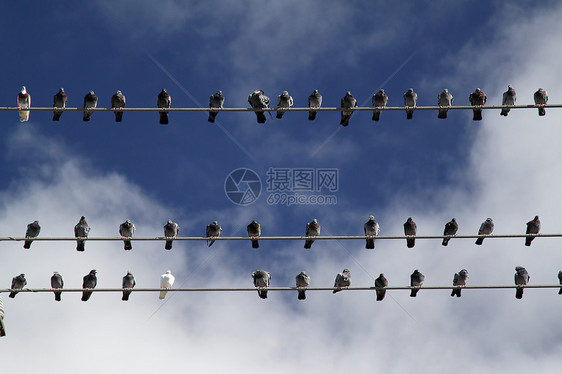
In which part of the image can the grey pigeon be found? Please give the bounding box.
[157,89,171,124]
[372,89,389,121]
[403,88,418,119]
[475,218,494,245]
[51,272,64,302]
[206,221,222,247]
[340,91,357,126]
[451,269,469,297]
[403,217,417,248]
[208,90,224,123]
[247,220,261,248]
[333,268,351,293]
[295,271,310,300]
[514,266,529,299]
[164,220,179,250]
[469,88,487,121]
[248,89,270,124]
[276,90,293,119]
[81,270,97,302]
[525,215,540,247]
[122,272,136,301]
[9,274,27,298]
[111,90,126,122]
[252,270,271,299]
[119,220,135,250]
[437,89,453,119]
[17,86,31,122]
[24,220,41,249]
[375,273,388,301]
[364,215,380,249]
[308,89,322,120]
[410,269,424,297]
[534,88,548,116]
[501,85,516,116]
[304,219,320,249]
[52,88,67,121]
[558,270,562,295]
[442,218,458,246]
[83,91,98,121]
[74,216,90,252]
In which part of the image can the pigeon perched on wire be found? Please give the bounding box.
[23,220,41,249]
[410,269,424,297]
[17,86,31,122]
[52,88,67,121]
[525,215,540,247]
[333,268,351,293]
[558,271,562,295]
[119,220,135,250]
[469,88,487,121]
[74,216,90,252]
[248,89,270,124]
[372,89,388,121]
[157,89,171,124]
[159,270,175,300]
[340,91,357,126]
[364,215,380,249]
[164,220,179,250]
[308,89,322,120]
[276,91,293,119]
[83,91,98,121]
[442,218,458,246]
[206,221,222,247]
[437,89,453,119]
[51,272,64,302]
[475,218,494,245]
[304,219,320,249]
[403,217,417,248]
[295,271,310,300]
[514,266,529,299]
[208,90,224,123]
[500,85,516,116]
[9,274,27,298]
[111,90,126,122]
[247,220,261,248]
[375,273,388,301]
[122,272,136,301]
[534,88,548,116]
[252,270,271,299]
[81,270,97,302]
[451,269,469,297]
[403,88,417,119]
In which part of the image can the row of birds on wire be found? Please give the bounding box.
[13,85,549,125]
[3,265,555,301]
[16,215,542,251]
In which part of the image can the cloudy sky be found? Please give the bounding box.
[2,1,562,372]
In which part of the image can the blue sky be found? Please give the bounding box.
[3,1,562,372]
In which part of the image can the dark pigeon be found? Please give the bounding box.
[248,89,270,124]
[304,219,320,249]
[534,88,548,116]
[501,85,516,116]
[9,274,27,298]
[157,89,171,124]
[206,221,222,247]
[340,91,357,126]
[333,269,351,293]
[514,266,529,299]
[83,91,98,121]
[122,272,136,301]
[403,88,418,119]
[252,270,271,299]
[276,91,293,119]
[74,216,90,252]
[525,216,540,247]
[111,90,126,122]
[475,218,494,245]
[308,90,322,120]
[442,218,458,246]
[437,89,453,119]
[24,220,41,249]
[247,220,261,249]
[469,88,487,121]
[295,271,310,300]
[164,220,179,250]
[410,269,424,297]
[208,90,224,123]
[81,270,97,302]
[51,272,64,302]
[451,269,469,297]
[53,88,67,121]
[403,217,417,248]
[372,89,388,121]
[558,271,562,295]
[364,215,380,249]
[375,273,388,301]
[119,220,135,250]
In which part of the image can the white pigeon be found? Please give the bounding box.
[17,86,31,122]
[159,270,175,300]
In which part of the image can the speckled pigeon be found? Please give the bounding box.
[164,220,179,250]
[248,89,270,124]
[17,86,31,122]
[74,216,90,252]
[252,270,271,299]
[81,270,97,302]
[364,215,380,249]
[51,272,64,302]
[514,266,529,299]
[333,268,351,293]
[403,88,417,119]
[296,271,310,300]
[52,88,67,121]
[403,217,417,248]
[469,88,487,121]
[475,218,494,245]
[159,270,175,300]
[24,220,40,249]
[525,215,540,247]
[208,90,224,123]
[451,269,469,297]
[501,85,516,116]
[308,89,322,120]
[304,219,320,249]
[410,269,424,297]
[157,89,171,124]
[9,274,26,298]
[372,89,388,121]
[111,90,126,122]
[276,90,293,119]
[437,89,453,119]
[340,91,357,126]
[442,218,458,246]
[206,221,222,247]
[375,273,388,301]
[83,91,98,121]
[119,220,135,250]
[247,220,261,248]
[122,272,136,301]
[534,88,548,116]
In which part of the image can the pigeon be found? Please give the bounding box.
[451,269,469,297]
[308,89,322,120]
[247,220,261,249]
[514,266,529,299]
[364,215,380,249]
[475,218,494,245]
[252,270,271,299]
[50,272,64,302]
[403,88,418,119]
[304,219,320,249]
[295,271,310,300]
[52,88,67,121]
[81,270,97,302]
[437,89,453,119]
[469,88,487,121]
[534,88,548,116]
[442,218,458,246]
[501,85,516,116]
[340,91,357,126]
[206,221,222,247]
[9,274,27,298]
[0,295,4,337]
[375,273,388,301]
[525,215,540,247]
[276,90,293,119]
[23,220,41,249]
[403,217,417,248]
[333,268,351,293]
[372,89,389,121]
[74,216,90,252]
[558,270,562,295]
[159,270,175,300]
[410,269,424,297]
[83,91,98,121]
[164,220,179,250]
[157,89,171,124]
[122,272,136,301]
[111,90,126,122]
[248,89,270,124]
[208,90,224,123]
[119,220,135,250]
[17,86,31,122]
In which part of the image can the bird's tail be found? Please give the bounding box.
[207,239,215,247]
[304,240,313,249]
[83,112,92,121]
[538,107,546,116]
[473,109,482,121]
[438,109,447,119]
[276,111,284,119]
[124,240,132,250]
[54,291,61,302]
[256,112,266,124]
[376,290,386,301]
[258,290,268,299]
[159,112,169,124]
[19,110,30,122]
[23,240,32,249]
[9,292,17,299]
[159,290,168,300]
[81,292,91,302]
[442,238,450,246]
[500,108,509,116]
[406,111,413,120]
[76,240,85,252]
[298,290,306,300]
[525,237,533,247]
[53,111,62,121]
[308,111,317,121]
[475,238,484,245]
[208,111,217,123]
[115,111,123,122]
[165,240,173,250]
[407,237,415,248]
[365,238,375,249]
[252,239,259,249]
[372,111,381,121]
[558,287,562,295]
[333,288,340,294]
[122,292,130,301]
[340,116,350,126]
[410,288,419,297]
[515,288,524,299]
